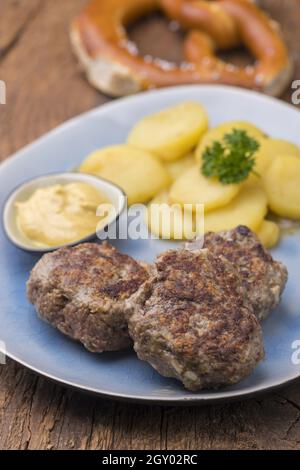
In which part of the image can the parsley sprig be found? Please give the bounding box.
[201,129,260,185]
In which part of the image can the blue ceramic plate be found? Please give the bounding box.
[1,85,300,404]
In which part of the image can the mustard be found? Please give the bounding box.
[16,183,110,247]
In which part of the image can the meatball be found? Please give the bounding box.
[199,226,288,321]
[27,242,149,352]
[127,248,264,392]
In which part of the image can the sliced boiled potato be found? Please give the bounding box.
[255,220,280,249]
[245,138,300,188]
[145,191,198,240]
[242,172,263,190]
[79,145,171,205]
[169,166,241,212]
[197,185,267,233]
[165,153,195,181]
[195,120,266,163]
[254,138,300,176]
[127,102,209,161]
[263,155,300,219]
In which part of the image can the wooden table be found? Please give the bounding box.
[1,0,300,450]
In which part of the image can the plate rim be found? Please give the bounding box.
[1,84,300,175]
[2,346,300,405]
[2,84,300,404]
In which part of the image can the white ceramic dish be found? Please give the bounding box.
[3,172,126,253]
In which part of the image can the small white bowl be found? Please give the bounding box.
[3,172,126,253]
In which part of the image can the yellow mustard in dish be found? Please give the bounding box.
[15,183,110,247]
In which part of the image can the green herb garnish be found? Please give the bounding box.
[201,129,260,184]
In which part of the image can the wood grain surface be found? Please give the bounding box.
[1,0,300,450]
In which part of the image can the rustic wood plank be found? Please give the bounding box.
[0,0,42,56]
[0,0,109,160]
[1,359,300,450]
[1,0,300,451]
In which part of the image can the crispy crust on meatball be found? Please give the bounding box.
[127,248,264,391]
[200,226,288,321]
[27,242,149,352]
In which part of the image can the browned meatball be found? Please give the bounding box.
[127,248,264,392]
[199,226,288,321]
[27,242,149,352]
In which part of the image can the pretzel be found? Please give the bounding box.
[70,0,292,97]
